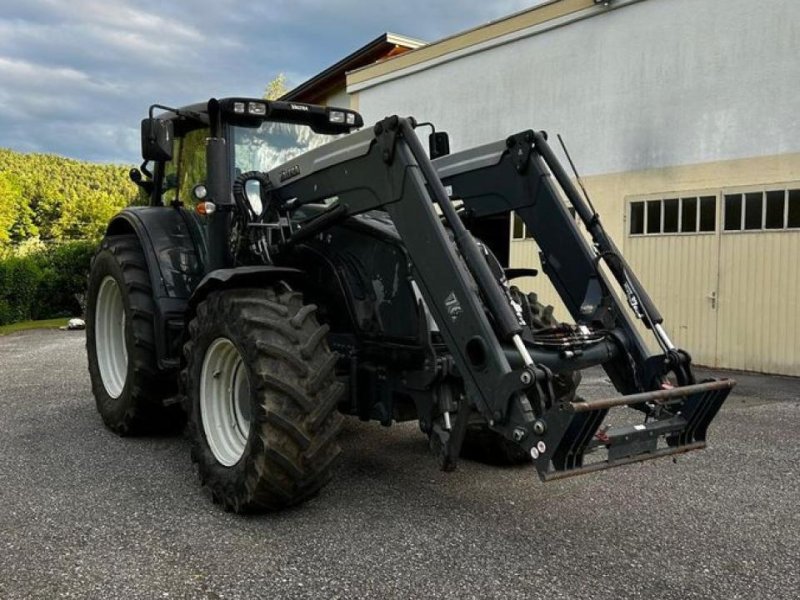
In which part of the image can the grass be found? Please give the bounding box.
[0,317,71,336]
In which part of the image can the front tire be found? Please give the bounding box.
[184,285,344,513]
[86,234,181,435]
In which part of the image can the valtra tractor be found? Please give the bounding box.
[86,98,734,512]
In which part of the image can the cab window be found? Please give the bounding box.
[177,127,209,206]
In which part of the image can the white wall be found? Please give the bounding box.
[355,0,800,176]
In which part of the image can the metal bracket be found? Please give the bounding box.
[529,364,557,417]
[506,130,535,174]
[666,348,696,386]
[429,394,470,472]
[374,115,401,164]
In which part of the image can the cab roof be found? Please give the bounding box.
[153,97,363,136]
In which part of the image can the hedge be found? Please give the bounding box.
[0,240,97,325]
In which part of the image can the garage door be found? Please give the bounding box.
[624,185,800,375]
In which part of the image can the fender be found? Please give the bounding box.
[106,206,207,299]
[105,206,206,370]
[187,266,304,318]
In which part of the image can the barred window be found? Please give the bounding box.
[629,196,716,235]
[725,188,800,231]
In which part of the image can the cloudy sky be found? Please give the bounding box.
[0,0,542,164]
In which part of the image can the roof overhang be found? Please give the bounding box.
[282,32,425,103]
[347,0,644,93]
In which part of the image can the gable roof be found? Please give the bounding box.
[282,32,425,103]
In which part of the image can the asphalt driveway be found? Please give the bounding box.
[1,329,798,599]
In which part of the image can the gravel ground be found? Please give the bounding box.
[0,328,798,599]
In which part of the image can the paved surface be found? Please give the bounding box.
[1,329,798,599]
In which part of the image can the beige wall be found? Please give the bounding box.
[510,152,800,375]
[323,87,350,110]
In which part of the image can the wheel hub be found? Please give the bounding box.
[95,276,128,399]
[200,338,252,466]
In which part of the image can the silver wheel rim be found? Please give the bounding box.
[200,338,252,467]
[95,276,128,399]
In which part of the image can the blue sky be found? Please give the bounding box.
[0,0,541,163]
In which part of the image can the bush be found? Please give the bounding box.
[0,240,98,325]
[0,254,43,324]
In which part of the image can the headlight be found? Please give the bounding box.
[248,102,267,116]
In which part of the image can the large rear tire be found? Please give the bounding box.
[461,290,579,465]
[86,234,182,435]
[184,285,344,513]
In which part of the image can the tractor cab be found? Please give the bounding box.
[133,97,363,213]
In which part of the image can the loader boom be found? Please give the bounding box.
[265,117,538,432]
[258,117,733,479]
[432,129,734,477]
[435,130,688,393]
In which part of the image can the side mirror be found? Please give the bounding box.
[140,118,173,162]
[429,131,450,159]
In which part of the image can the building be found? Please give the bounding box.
[281,32,424,107]
[315,0,800,375]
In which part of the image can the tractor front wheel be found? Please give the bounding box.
[183,285,344,512]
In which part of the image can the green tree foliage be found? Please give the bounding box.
[0,240,96,325]
[0,253,43,324]
[263,73,289,100]
[0,172,36,245]
[0,148,138,249]
[0,148,138,324]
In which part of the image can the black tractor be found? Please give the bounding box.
[86,98,734,512]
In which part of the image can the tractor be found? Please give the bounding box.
[86,97,734,512]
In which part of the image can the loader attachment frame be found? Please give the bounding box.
[433,129,735,479]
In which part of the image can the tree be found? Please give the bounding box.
[263,73,289,100]
[0,171,36,247]
[0,148,136,247]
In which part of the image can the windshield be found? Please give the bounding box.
[231,121,340,175]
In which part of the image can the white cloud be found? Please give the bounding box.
[0,0,545,161]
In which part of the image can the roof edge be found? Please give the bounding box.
[347,0,599,87]
[282,31,425,101]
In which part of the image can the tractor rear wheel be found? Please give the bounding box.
[86,234,182,435]
[461,290,579,465]
[183,285,344,512]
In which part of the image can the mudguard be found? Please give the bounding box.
[105,206,206,370]
[187,266,304,315]
[106,206,207,299]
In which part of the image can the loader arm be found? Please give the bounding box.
[434,130,735,479]
[436,130,688,393]
[258,118,734,480]
[264,117,541,434]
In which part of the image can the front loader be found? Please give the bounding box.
[85,97,733,512]
[432,130,734,478]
